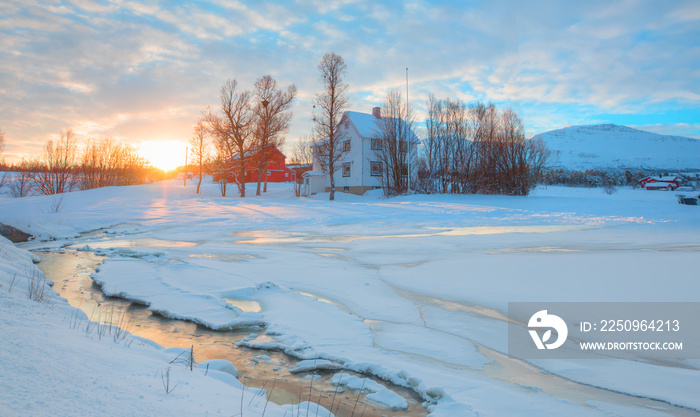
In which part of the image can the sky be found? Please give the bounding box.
[1,0,699,169]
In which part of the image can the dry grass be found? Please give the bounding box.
[7,269,21,293]
[67,301,134,347]
[158,367,177,394]
[12,267,54,306]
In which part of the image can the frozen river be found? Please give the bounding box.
[11,181,700,416]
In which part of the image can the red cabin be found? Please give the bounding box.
[639,175,680,191]
[214,145,296,184]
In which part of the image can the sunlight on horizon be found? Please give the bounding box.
[138,140,188,171]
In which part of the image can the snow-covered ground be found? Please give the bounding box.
[1,179,699,416]
[534,123,700,171]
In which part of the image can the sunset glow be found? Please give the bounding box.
[1,2,698,165]
[138,140,188,171]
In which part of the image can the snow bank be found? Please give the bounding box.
[3,180,699,416]
[0,237,303,417]
[91,257,267,330]
[330,372,409,410]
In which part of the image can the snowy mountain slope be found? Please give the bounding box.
[533,124,700,171]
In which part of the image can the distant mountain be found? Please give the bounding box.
[532,124,700,172]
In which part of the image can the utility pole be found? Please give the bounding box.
[406,67,410,193]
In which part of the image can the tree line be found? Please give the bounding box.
[189,53,360,200]
[0,129,159,198]
[297,53,551,198]
[541,169,700,191]
[416,97,551,196]
[193,75,296,197]
[0,51,553,200]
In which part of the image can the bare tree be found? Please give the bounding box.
[0,129,5,190]
[9,161,34,197]
[313,52,350,201]
[421,97,549,196]
[33,129,78,195]
[525,137,552,190]
[477,108,550,195]
[81,138,107,190]
[114,142,147,186]
[290,135,314,166]
[289,135,314,197]
[0,128,5,161]
[371,89,417,196]
[189,122,210,194]
[420,95,441,193]
[211,154,228,196]
[205,80,255,197]
[253,75,297,195]
[80,138,147,190]
[423,98,489,194]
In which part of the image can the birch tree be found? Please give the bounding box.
[371,89,416,196]
[190,122,210,194]
[312,52,349,201]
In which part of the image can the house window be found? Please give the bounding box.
[342,162,351,177]
[400,141,408,153]
[344,186,350,192]
[370,161,382,176]
[343,141,351,152]
[371,139,382,150]
[285,172,288,177]
[267,171,271,176]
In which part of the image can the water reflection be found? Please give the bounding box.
[37,251,428,417]
[78,238,198,249]
[223,298,263,313]
[233,225,592,245]
[189,253,262,262]
[485,245,700,254]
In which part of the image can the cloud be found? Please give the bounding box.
[628,123,700,139]
[0,0,698,163]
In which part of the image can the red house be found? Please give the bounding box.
[214,145,296,184]
[639,175,680,190]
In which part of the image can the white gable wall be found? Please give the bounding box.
[327,116,385,193]
[311,110,418,195]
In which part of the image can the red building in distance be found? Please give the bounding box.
[639,175,680,190]
[214,145,296,184]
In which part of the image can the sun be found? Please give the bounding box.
[138,140,188,171]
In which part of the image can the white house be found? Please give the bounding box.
[304,107,419,196]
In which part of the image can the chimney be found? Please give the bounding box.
[372,106,381,119]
